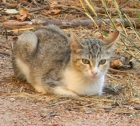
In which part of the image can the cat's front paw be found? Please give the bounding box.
[34,85,47,94]
[54,87,78,97]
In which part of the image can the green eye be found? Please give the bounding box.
[99,59,106,65]
[82,59,90,64]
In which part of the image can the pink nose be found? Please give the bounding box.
[91,71,98,76]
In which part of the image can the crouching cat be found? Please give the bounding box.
[12,25,119,97]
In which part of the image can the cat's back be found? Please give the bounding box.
[35,25,69,51]
[32,25,70,66]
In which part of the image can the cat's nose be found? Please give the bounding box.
[91,71,98,77]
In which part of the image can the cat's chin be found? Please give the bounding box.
[90,75,99,80]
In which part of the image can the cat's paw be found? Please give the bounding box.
[34,85,46,94]
[54,87,78,97]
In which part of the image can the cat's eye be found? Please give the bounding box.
[82,59,90,64]
[99,59,106,65]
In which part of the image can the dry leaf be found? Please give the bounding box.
[110,59,123,69]
[50,1,58,8]
[98,33,104,39]
[12,36,18,41]
[15,15,21,20]
[1,17,8,22]
[50,9,61,15]
[94,32,103,38]
[4,9,18,14]
[19,15,27,22]
[18,8,29,22]
[41,0,61,15]
[41,9,61,15]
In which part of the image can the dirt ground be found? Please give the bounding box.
[0,0,140,126]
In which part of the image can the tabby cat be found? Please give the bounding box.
[12,25,119,97]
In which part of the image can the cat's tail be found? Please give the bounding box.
[16,31,38,55]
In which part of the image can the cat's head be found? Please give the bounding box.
[70,31,120,79]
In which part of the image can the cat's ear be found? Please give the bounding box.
[103,31,120,51]
[70,32,83,51]
[104,31,120,47]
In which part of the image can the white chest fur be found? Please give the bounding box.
[63,68,105,96]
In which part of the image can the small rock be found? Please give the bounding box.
[84,107,92,114]
[134,106,140,110]
[39,108,47,117]
[9,98,16,102]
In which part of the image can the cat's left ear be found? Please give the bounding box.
[104,31,120,49]
[70,32,83,52]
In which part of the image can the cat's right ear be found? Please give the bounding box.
[70,32,83,51]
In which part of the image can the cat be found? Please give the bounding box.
[12,25,119,97]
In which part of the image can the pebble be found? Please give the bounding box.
[9,98,16,102]
[134,106,140,110]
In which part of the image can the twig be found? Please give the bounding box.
[3,20,32,27]
[31,0,42,7]
[112,0,131,14]
[31,18,139,28]
[0,52,10,56]
[108,68,127,73]
[28,4,83,13]
[28,5,50,13]
[1,3,17,8]
[119,0,131,9]
[2,18,139,31]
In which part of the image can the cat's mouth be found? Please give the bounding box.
[91,74,98,79]
[84,72,98,79]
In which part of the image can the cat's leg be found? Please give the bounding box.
[95,76,104,95]
[13,31,38,81]
[33,84,47,94]
[98,89,103,95]
[14,58,31,83]
[54,86,78,97]
[31,77,47,94]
